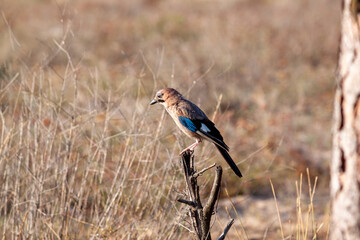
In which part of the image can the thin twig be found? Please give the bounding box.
[218,219,235,240]
[177,198,197,208]
[193,163,216,178]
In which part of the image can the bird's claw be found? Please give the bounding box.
[179,148,194,156]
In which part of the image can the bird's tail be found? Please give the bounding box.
[215,145,242,178]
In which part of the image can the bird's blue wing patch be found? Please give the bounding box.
[178,116,197,132]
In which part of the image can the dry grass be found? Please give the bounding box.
[214,169,324,239]
[0,0,339,239]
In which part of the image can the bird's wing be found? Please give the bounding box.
[178,116,199,133]
[178,116,229,151]
[177,115,241,178]
[176,100,208,120]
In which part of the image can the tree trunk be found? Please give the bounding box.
[330,1,360,239]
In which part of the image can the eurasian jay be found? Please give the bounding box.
[150,88,242,178]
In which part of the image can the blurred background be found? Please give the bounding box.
[0,0,340,239]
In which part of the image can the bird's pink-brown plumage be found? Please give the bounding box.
[150,88,242,177]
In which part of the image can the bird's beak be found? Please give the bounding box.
[150,99,158,105]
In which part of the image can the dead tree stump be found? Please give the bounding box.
[177,150,234,240]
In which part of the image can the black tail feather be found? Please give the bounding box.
[215,145,242,178]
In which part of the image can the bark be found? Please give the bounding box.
[330,0,360,239]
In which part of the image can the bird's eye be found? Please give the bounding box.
[157,93,163,98]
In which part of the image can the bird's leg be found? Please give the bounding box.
[180,139,202,155]
[189,139,202,151]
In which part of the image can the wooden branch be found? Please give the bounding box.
[180,150,203,239]
[178,150,227,240]
[217,219,235,240]
[177,198,197,208]
[202,165,222,239]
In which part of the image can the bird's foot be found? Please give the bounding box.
[179,140,201,155]
[179,148,194,155]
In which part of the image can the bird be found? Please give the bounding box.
[150,88,242,178]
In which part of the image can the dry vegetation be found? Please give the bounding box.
[0,0,339,239]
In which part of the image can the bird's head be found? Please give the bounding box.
[150,88,182,107]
